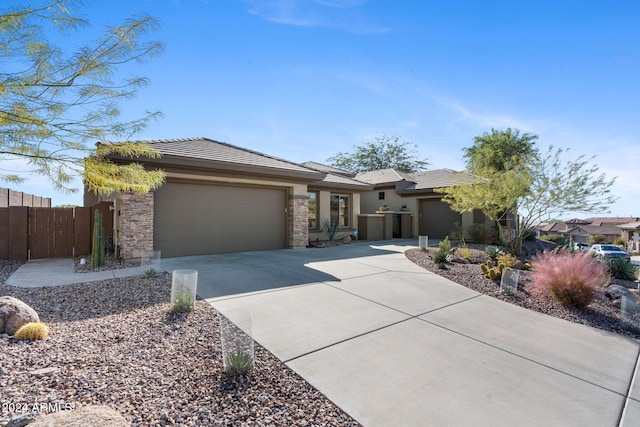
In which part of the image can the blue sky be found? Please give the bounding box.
[5,0,640,219]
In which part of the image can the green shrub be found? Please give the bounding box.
[588,234,607,245]
[613,237,626,247]
[438,236,452,253]
[144,268,157,278]
[432,249,448,264]
[468,223,496,244]
[523,228,537,241]
[449,222,463,240]
[530,251,608,309]
[607,258,638,281]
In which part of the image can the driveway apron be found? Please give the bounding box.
[161,240,640,427]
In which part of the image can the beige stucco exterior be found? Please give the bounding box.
[360,189,491,239]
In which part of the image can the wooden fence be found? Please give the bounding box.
[0,188,51,208]
[0,202,113,262]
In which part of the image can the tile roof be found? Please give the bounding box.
[355,169,416,185]
[136,137,320,174]
[301,162,355,177]
[618,221,640,230]
[354,168,477,191]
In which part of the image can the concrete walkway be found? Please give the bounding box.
[7,240,640,426]
[5,258,151,287]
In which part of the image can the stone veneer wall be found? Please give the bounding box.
[119,192,154,260]
[288,195,309,249]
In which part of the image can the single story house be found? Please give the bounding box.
[354,168,492,239]
[85,138,372,259]
[617,221,640,253]
[536,217,640,244]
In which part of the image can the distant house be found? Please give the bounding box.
[354,168,491,239]
[617,221,640,253]
[536,217,639,245]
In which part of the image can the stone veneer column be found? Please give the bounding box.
[288,195,309,249]
[119,192,154,260]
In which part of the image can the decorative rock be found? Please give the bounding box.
[7,413,36,427]
[0,296,39,335]
[604,285,636,302]
[342,235,352,243]
[30,367,59,377]
[30,405,129,427]
[0,365,7,375]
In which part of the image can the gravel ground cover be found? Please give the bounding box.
[0,260,360,426]
[405,245,640,340]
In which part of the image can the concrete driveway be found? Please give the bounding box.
[162,240,640,427]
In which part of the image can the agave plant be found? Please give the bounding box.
[227,350,253,375]
[607,258,638,281]
[171,291,195,313]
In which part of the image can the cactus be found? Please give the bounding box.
[91,209,105,268]
[481,260,505,280]
[15,322,49,340]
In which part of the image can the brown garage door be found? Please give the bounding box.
[418,199,461,239]
[154,182,286,257]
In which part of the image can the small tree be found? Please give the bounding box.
[327,133,429,173]
[439,129,617,255]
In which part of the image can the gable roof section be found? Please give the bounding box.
[355,168,416,186]
[302,162,373,191]
[102,137,326,182]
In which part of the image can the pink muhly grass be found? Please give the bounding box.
[530,250,608,309]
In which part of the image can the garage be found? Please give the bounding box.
[418,199,461,239]
[154,182,287,257]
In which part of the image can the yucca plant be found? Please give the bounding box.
[322,219,340,241]
[144,268,157,278]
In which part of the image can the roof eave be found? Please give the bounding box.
[108,153,327,182]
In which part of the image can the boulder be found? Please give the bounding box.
[0,296,39,336]
[604,285,636,302]
[30,405,128,427]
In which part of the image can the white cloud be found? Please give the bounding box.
[244,0,390,34]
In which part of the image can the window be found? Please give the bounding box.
[308,192,318,229]
[378,191,385,200]
[330,194,350,228]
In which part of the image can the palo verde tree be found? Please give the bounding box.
[439,129,617,254]
[0,0,165,194]
[327,133,429,173]
[439,129,538,251]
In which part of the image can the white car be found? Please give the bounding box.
[589,244,631,261]
[574,242,589,251]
